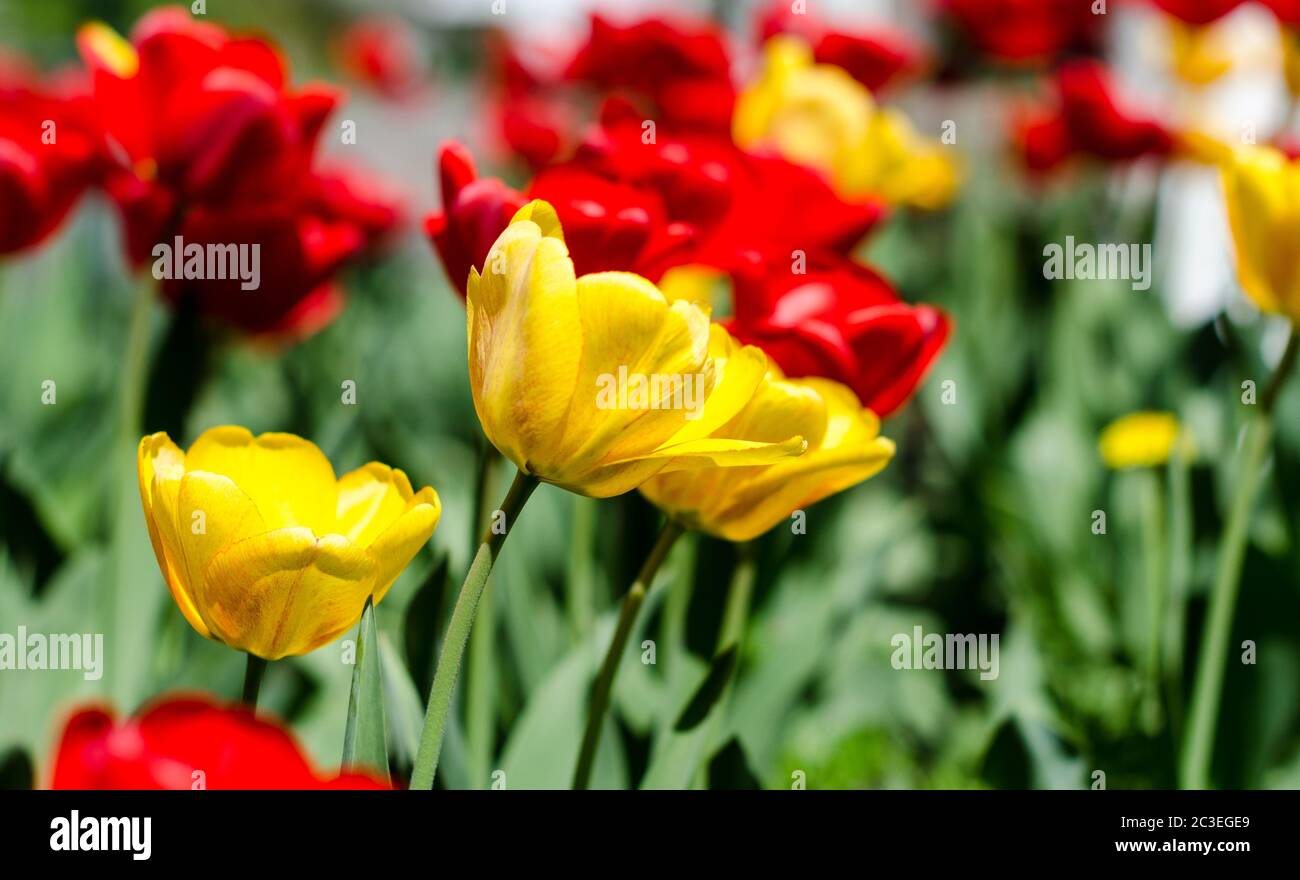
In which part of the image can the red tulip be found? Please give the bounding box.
[335,15,426,99]
[0,61,102,254]
[424,141,526,296]
[565,13,735,133]
[756,0,926,93]
[50,695,388,790]
[729,254,950,418]
[936,0,1102,64]
[76,6,399,337]
[1266,0,1300,26]
[1151,0,1244,25]
[527,164,694,278]
[1014,60,1175,171]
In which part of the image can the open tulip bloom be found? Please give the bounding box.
[410,200,820,787]
[137,427,441,665]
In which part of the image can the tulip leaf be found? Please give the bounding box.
[673,646,737,731]
[342,598,389,782]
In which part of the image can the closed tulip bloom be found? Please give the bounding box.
[1098,412,1186,469]
[467,200,807,498]
[137,426,440,659]
[640,364,895,542]
[1221,145,1300,320]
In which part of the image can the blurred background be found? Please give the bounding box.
[2,0,1300,789]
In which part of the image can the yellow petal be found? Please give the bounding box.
[641,377,894,541]
[366,486,442,603]
[201,528,377,659]
[138,433,208,638]
[337,462,416,545]
[1221,146,1300,319]
[174,471,268,629]
[184,426,339,534]
[468,204,582,473]
[557,272,712,472]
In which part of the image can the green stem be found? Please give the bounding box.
[108,273,155,705]
[241,654,268,709]
[1165,445,1193,740]
[572,519,684,790]
[465,442,499,788]
[566,495,598,636]
[410,469,539,789]
[1180,328,1299,789]
[1144,471,1167,689]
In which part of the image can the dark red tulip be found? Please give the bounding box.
[0,61,102,254]
[1151,0,1244,25]
[565,13,735,133]
[425,141,526,296]
[50,695,388,789]
[729,254,950,418]
[1014,60,1175,171]
[76,6,399,337]
[756,0,926,93]
[527,164,694,278]
[936,0,1102,65]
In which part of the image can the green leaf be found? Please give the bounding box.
[674,646,737,731]
[342,598,389,782]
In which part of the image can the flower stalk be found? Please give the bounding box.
[572,519,684,790]
[1180,328,1299,788]
[410,469,539,789]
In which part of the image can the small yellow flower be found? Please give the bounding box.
[734,36,958,209]
[468,201,807,498]
[1220,144,1300,320]
[138,427,441,659]
[1098,412,1186,469]
[640,342,895,542]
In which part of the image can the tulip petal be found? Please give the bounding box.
[336,462,416,545]
[468,203,582,472]
[174,470,268,628]
[202,528,376,659]
[184,425,339,534]
[138,433,208,637]
[366,487,442,602]
[559,271,712,468]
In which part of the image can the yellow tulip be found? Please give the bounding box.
[1098,412,1186,469]
[138,426,441,659]
[733,36,875,196]
[734,36,958,209]
[1167,20,1232,87]
[1283,29,1300,97]
[467,200,807,498]
[640,350,895,542]
[855,108,962,211]
[1220,145,1300,320]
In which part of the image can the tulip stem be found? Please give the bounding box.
[241,654,268,709]
[1180,328,1299,789]
[465,441,499,788]
[410,469,539,789]
[572,519,684,790]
